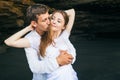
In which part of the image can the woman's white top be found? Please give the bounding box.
[42,30,78,80]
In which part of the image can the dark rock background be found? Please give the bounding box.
[0,0,34,45]
[0,0,120,45]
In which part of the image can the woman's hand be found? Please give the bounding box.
[27,24,36,31]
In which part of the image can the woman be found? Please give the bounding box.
[4,8,78,80]
[40,10,78,80]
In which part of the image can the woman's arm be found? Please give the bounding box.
[65,9,75,33]
[4,25,33,48]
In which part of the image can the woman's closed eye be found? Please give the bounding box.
[57,20,61,23]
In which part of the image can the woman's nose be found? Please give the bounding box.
[52,20,56,24]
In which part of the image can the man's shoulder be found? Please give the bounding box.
[25,30,40,38]
[24,30,41,48]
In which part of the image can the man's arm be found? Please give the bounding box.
[24,47,73,73]
[58,50,73,66]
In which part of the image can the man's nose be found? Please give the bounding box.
[47,19,50,24]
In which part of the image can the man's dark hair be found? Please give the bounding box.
[26,4,49,24]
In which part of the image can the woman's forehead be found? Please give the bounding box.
[53,12,64,20]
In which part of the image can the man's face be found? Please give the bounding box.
[35,12,50,33]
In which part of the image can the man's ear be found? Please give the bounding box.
[31,21,37,27]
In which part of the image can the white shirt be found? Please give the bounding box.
[45,30,76,63]
[44,30,78,80]
[24,30,59,80]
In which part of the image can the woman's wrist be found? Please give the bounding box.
[25,25,33,32]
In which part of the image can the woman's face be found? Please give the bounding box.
[50,12,65,31]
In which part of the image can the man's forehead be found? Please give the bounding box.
[38,13,49,20]
[40,13,49,18]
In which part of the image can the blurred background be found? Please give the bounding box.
[0,0,120,80]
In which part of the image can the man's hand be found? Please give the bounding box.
[56,50,73,66]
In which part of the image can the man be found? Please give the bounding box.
[4,4,73,80]
[25,4,74,80]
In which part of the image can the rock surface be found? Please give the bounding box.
[0,0,120,45]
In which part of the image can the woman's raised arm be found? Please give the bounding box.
[65,9,75,33]
[4,25,33,48]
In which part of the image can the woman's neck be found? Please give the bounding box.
[53,30,62,39]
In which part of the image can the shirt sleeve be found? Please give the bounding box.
[62,30,76,64]
[68,42,76,64]
[24,33,34,48]
[24,47,59,74]
[62,30,70,39]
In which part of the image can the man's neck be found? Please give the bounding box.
[36,29,44,36]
